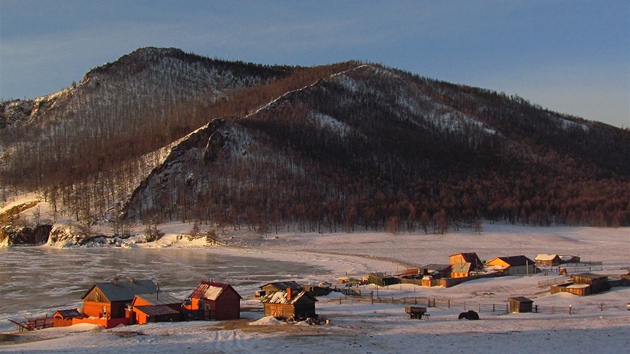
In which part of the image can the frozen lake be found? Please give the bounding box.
[0,246,328,332]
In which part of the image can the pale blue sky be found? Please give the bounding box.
[1,0,628,127]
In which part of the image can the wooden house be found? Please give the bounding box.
[535,254,562,266]
[451,262,472,278]
[259,281,303,296]
[262,288,317,320]
[509,297,534,313]
[185,281,242,321]
[79,278,157,328]
[486,255,536,275]
[53,309,81,327]
[131,292,182,325]
[449,253,483,270]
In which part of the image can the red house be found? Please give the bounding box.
[77,278,158,328]
[184,281,242,321]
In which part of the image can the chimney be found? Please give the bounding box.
[286,287,292,301]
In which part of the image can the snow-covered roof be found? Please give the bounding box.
[261,290,317,305]
[535,254,560,261]
[189,281,242,301]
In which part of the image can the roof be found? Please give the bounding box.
[572,273,608,280]
[189,281,242,301]
[134,305,180,317]
[452,262,472,273]
[81,279,158,302]
[134,292,182,306]
[420,264,451,272]
[493,255,535,267]
[509,296,533,303]
[567,284,590,289]
[261,290,317,305]
[450,253,483,269]
[535,254,560,261]
[259,281,303,291]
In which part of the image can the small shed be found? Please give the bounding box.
[368,273,401,286]
[509,297,534,313]
[262,288,317,320]
[53,309,82,327]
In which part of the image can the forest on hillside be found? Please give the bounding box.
[1,50,629,236]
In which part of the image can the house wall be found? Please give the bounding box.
[264,303,293,318]
[83,300,110,318]
[53,316,73,327]
[506,265,536,275]
[451,271,469,279]
[214,297,240,320]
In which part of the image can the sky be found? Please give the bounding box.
[0,0,628,128]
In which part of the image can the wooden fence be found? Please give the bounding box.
[322,292,629,315]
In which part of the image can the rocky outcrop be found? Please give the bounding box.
[0,224,53,245]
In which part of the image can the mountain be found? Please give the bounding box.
[1,48,629,238]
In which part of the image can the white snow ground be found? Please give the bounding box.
[1,220,629,353]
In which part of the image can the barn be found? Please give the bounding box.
[262,288,317,320]
[486,255,536,275]
[185,281,242,321]
[131,292,182,324]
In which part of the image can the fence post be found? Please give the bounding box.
[448,299,450,309]
[492,304,495,312]
[464,301,466,311]
[600,303,604,311]
[569,305,572,315]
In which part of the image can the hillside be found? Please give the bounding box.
[1,48,629,241]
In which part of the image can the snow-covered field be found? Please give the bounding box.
[1,223,629,353]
